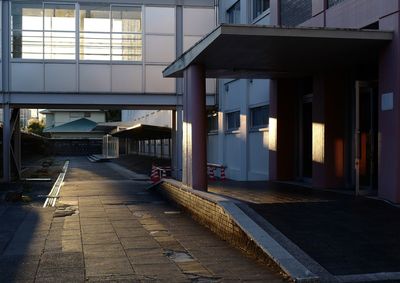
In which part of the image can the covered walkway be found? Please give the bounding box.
[209,181,400,280]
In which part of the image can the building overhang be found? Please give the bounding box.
[112,124,171,140]
[163,24,393,79]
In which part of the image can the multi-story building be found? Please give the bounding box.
[164,0,400,203]
[0,0,217,180]
[123,1,271,181]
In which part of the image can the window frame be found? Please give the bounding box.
[252,0,270,21]
[225,110,241,133]
[250,104,269,130]
[226,1,240,24]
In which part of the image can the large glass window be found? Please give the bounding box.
[111,6,142,61]
[44,3,75,59]
[250,105,269,128]
[207,111,218,132]
[80,4,110,60]
[227,1,240,24]
[226,111,240,131]
[11,2,43,59]
[253,0,270,19]
[11,2,142,61]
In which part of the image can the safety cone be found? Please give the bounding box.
[220,167,226,181]
[151,164,160,183]
[208,166,216,181]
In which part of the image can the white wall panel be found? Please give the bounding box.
[183,8,215,36]
[112,65,142,93]
[224,79,246,111]
[145,7,175,34]
[45,63,76,92]
[11,63,44,92]
[249,79,269,105]
[79,64,110,92]
[207,134,219,164]
[145,35,175,63]
[206,78,216,94]
[145,65,175,93]
[225,133,242,179]
[248,131,269,180]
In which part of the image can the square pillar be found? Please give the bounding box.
[312,74,347,188]
[378,12,400,203]
[182,64,207,191]
[2,104,11,182]
[269,79,298,180]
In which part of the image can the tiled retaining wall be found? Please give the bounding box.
[158,181,288,278]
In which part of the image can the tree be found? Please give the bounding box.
[27,119,45,136]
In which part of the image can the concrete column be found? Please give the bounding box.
[268,79,298,180]
[171,109,183,180]
[378,12,400,202]
[11,108,21,179]
[312,74,347,188]
[2,103,10,182]
[183,65,207,191]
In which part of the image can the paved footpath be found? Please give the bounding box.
[0,157,285,282]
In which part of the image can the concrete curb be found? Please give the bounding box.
[158,179,319,283]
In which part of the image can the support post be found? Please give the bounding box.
[183,65,207,191]
[2,104,11,182]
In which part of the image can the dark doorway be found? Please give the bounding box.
[356,82,378,191]
[301,97,313,180]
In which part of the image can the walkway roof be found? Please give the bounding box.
[163,24,393,79]
[112,124,171,140]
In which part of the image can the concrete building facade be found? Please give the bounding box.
[164,0,400,203]
[1,0,216,181]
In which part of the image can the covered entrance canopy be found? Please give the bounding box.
[163,24,393,193]
[163,24,393,79]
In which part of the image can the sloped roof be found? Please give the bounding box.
[112,124,171,140]
[44,118,99,133]
[163,24,393,78]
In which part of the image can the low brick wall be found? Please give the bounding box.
[158,180,289,279]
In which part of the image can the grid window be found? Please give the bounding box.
[207,112,218,132]
[250,105,269,128]
[11,2,44,59]
[11,2,142,62]
[44,4,76,60]
[227,1,240,24]
[226,111,240,131]
[253,0,270,19]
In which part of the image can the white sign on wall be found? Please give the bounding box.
[381,92,394,111]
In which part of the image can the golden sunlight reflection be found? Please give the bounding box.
[312,122,325,164]
[268,118,277,151]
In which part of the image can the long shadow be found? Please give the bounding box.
[0,202,41,282]
[250,197,400,275]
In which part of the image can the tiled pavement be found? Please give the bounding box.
[0,157,285,282]
[209,180,400,277]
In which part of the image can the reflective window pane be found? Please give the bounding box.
[80,32,110,60]
[11,2,43,30]
[80,5,110,33]
[250,105,269,128]
[44,4,75,31]
[112,33,142,61]
[226,111,240,130]
[11,30,43,59]
[44,31,75,59]
[112,6,141,33]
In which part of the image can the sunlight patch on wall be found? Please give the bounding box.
[268,118,277,151]
[312,122,325,164]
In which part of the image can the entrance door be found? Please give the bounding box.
[355,81,378,194]
[301,95,313,181]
